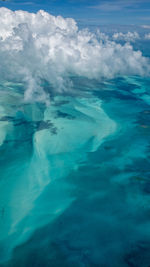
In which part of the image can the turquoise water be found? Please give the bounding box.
[0,76,150,266]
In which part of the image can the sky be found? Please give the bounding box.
[0,0,150,25]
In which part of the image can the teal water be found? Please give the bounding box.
[0,76,150,266]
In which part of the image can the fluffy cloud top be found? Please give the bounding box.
[112,31,140,42]
[0,8,149,103]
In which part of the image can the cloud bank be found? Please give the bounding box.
[0,8,150,103]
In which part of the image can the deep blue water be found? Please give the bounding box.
[0,75,150,267]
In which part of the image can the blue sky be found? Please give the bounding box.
[0,0,150,25]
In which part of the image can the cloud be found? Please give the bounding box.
[145,33,150,39]
[141,25,150,29]
[0,8,149,103]
[91,2,124,12]
[90,0,150,12]
[112,32,140,42]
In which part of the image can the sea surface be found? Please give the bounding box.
[0,74,150,267]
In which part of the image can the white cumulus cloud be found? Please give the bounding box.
[0,8,149,103]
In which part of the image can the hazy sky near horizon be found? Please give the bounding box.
[0,0,150,25]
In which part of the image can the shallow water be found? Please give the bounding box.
[0,76,150,267]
